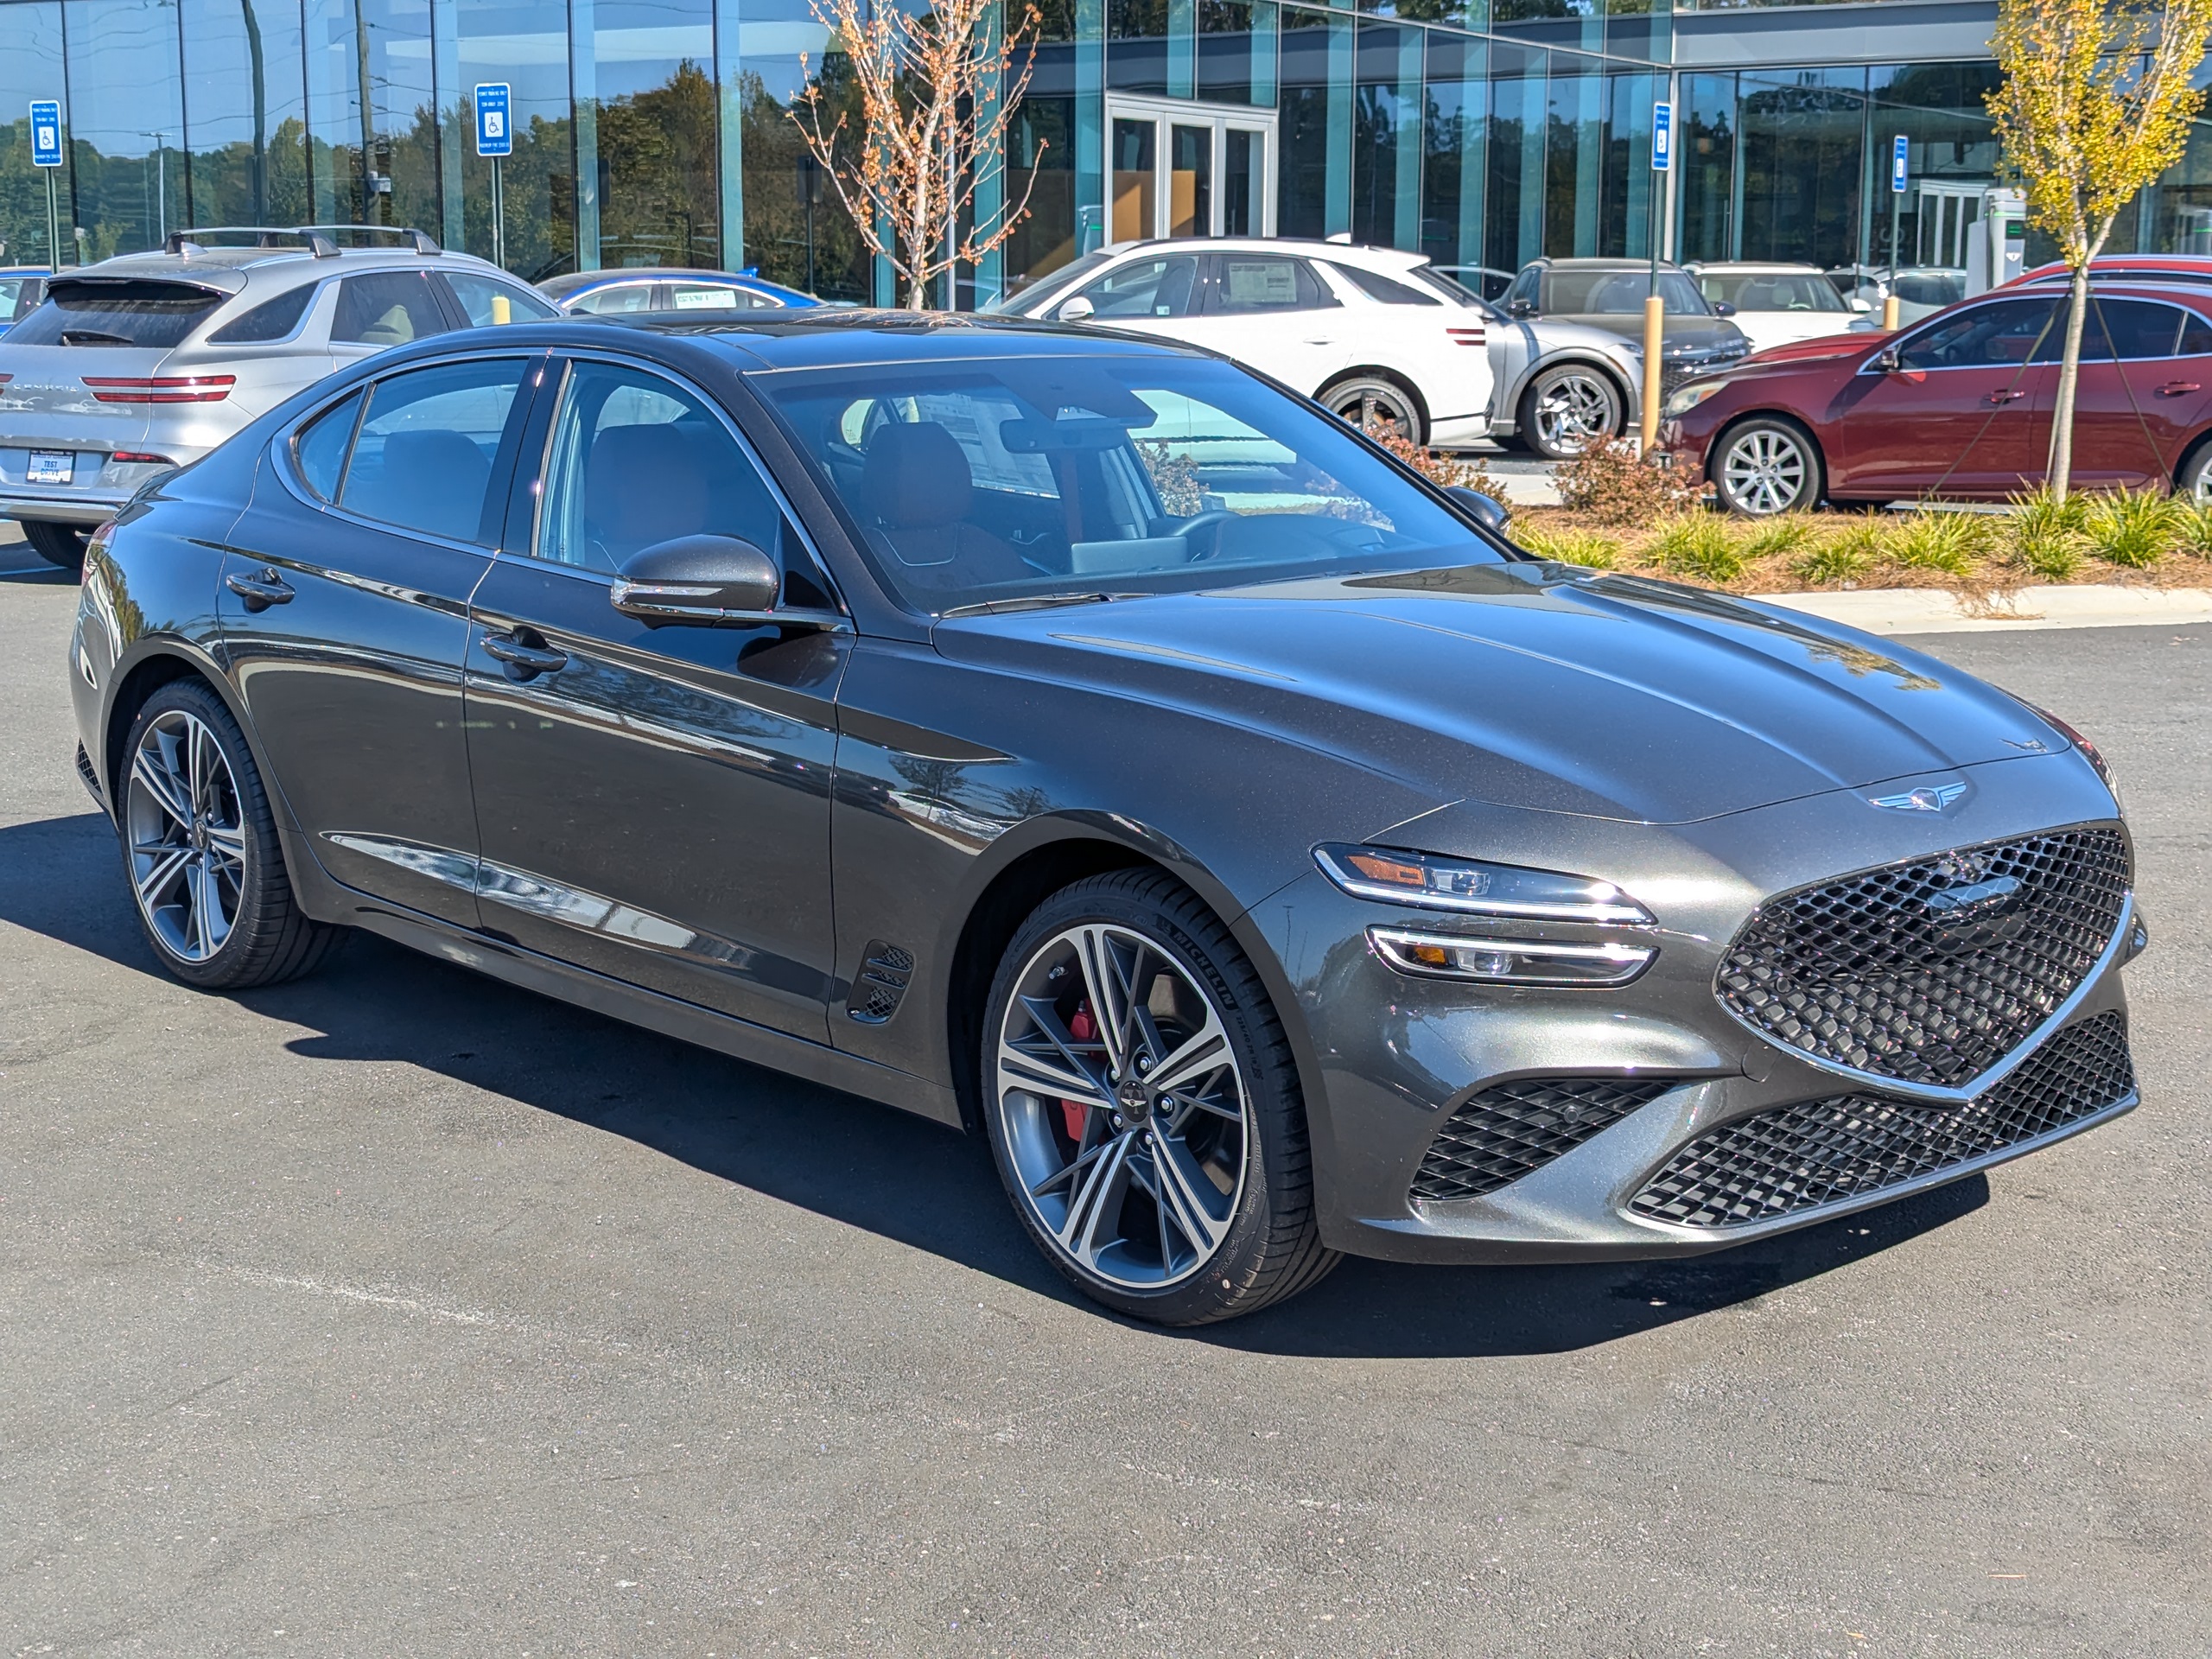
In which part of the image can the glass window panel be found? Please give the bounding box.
[1737,67,1863,269]
[1107,0,1169,96]
[294,388,364,499]
[1278,7,1350,241]
[341,356,525,541]
[301,0,435,232]
[1485,44,1545,274]
[1544,54,1602,258]
[0,3,68,265]
[1195,0,1256,108]
[1168,124,1211,237]
[442,270,559,323]
[1110,117,1156,242]
[1866,62,2001,276]
[734,0,868,301]
[208,282,320,342]
[1077,253,1200,317]
[1003,95,1079,298]
[1353,22,1420,252]
[454,0,575,279]
[1895,297,2058,372]
[593,0,719,269]
[181,0,309,230]
[1421,29,1485,271]
[332,269,450,343]
[572,279,661,313]
[1676,72,1735,263]
[66,0,188,259]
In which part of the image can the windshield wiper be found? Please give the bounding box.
[59,328,137,346]
[940,591,1145,618]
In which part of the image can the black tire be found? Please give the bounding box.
[1517,363,1624,460]
[117,677,344,990]
[1323,374,1427,446]
[2177,437,2212,502]
[22,520,89,575]
[1710,416,1824,517]
[981,868,1338,1325]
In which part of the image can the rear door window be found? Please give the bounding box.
[337,357,528,543]
[332,271,451,347]
[208,283,319,344]
[1209,256,1338,315]
[570,282,660,315]
[671,281,775,312]
[8,279,226,347]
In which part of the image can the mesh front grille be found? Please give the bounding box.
[1412,1077,1675,1204]
[1629,1010,2133,1229]
[1718,828,2129,1088]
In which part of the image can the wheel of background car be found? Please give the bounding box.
[1172,508,1238,561]
[982,869,1338,1325]
[22,520,88,575]
[1713,418,1822,517]
[119,678,344,990]
[2179,439,2212,502]
[1519,364,1622,460]
[1325,376,1425,446]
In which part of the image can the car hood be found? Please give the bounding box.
[931,563,2067,825]
[1737,332,1880,369]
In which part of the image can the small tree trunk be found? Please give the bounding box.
[2048,262,2092,504]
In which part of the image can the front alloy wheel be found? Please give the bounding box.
[1714,419,1819,516]
[1522,365,1622,460]
[983,871,1337,1324]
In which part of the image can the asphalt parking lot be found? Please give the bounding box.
[2,533,2207,1656]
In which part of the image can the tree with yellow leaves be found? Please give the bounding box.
[791,0,1045,311]
[1987,0,2212,499]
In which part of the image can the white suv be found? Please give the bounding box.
[992,238,1645,456]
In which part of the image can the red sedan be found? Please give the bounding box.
[1660,280,2212,515]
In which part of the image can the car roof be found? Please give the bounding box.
[580,308,1213,371]
[540,266,795,296]
[1527,257,1688,270]
[1105,237,1430,269]
[1687,262,1824,273]
[50,243,510,292]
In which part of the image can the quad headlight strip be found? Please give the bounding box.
[1313,844,1655,925]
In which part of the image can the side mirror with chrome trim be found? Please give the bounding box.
[610,535,840,628]
[1874,343,1902,372]
[1057,295,1095,322]
[1446,485,1510,536]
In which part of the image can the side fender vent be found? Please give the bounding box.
[846,940,916,1024]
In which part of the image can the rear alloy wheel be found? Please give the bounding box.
[1713,419,1821,516]
[983,870,1337,1325]
[1519,365,1622,460]
[22,520,89,575]
[1325,376,1425,446]
[121,679,342,989]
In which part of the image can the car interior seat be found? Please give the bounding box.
[859,422,1034,590]
[372,429,493,542]
[583,423,715,568]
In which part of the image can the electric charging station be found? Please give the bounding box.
[1965,187,2027,296]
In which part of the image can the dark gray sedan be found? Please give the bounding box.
[67,312,2141,1324]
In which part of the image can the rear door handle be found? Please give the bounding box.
[481,629,569,679]
[1985,389,2025,405]
[2158,380,2202,397]
[225,568,294,611]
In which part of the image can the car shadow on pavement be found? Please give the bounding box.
[1,809,1990,1360]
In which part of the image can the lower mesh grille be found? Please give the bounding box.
[1412,1077,1675,1204]
[1630,1010,2133,1229]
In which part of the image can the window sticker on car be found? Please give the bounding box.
[673,287,741,310]
[1224,261,1297,307]
[28,449,74,485]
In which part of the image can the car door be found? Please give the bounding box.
[218,352,542,926]
[1828,296,2061,499]
[1192,252,1353,396]
[462,353,849,1039]
[2044,297,2202,490]
[327,270,456,368]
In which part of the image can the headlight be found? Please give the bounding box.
[1314,845,1654,924]
[1369,927,1656,987]
[1662,379,1732,419]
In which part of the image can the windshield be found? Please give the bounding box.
[757,353,1507,613]
[10,279,226,346]
[1543,269,1707,315]
[985,251,1116,315]
[1696,270,1847,314]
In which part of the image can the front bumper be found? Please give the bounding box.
[1255,750,2139,1264]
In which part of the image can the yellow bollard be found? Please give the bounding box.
[1640,292,1664,454]
[1881,293,1899,332]
[492,292,512,325]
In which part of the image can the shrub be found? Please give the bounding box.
[1741,515,1817,563]
[1554,440,1694,526]
[1653,514,1746,582]
[1885,511,1989,577]
[1366,428,1507,502]
[1519,524,1620,568]
[1792,530,1875,587]
[2004,486,2087,581]
[2177,496,2212,556]
[2080,487,2183,569]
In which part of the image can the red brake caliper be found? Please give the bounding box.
[1060,1003,1096,1142]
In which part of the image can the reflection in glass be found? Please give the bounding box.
[454,0,575,278]
[1277,8,1349,239]
[67,0,188,258]
[0,3,67,264]
[594,0,719,268]
[1484,43,1543,273]
[182,0,309,228]
[1224,127,1261,236]
[1738,67,1864,268]
[1169,124,1211,236]
[1353,20,1419,251]
[1111,116,1156,241]
[1421,28,1484,269]
[1675,71,1735,263]
[736,0,868,300]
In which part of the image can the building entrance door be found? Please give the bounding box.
[1106,97,1276,244]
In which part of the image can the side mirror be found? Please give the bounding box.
[1057,295,1096,322]
[1874,344,1902,372]
[1711,300,1738,317]
[1446,485,1510,535]
[1507,298,1535,318]
[613,534,795,626]
[1848,296,1872,314]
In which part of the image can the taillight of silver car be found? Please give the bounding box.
[80,375,235,404]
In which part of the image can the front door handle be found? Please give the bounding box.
[2158,380,2202,397]
[1985,388,2025,405]
[481,630,569,680]
[225,568,294,611]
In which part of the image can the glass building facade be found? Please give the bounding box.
[4,0,2212,301]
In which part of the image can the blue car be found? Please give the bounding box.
[0,268,50,337]
[537,267,828,318]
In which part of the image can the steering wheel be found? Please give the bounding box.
[1172,510,1238,562]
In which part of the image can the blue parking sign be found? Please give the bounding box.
[30,100,62,168]
[474,84,512,158]
[1652,100,1673,172]
[1891,134,1909,193]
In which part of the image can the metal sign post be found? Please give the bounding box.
[1642,99,1674,454]
[30,100,63,267]
[474,83,512,271]
[1886,135,1908,332]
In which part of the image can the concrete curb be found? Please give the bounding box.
[1757,584,2212,636]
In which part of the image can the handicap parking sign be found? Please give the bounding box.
[474,84,512,158]
[31,100,62,168]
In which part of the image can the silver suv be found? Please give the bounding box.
[0,226,556,571]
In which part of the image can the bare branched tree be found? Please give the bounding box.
[791,0,1045,310]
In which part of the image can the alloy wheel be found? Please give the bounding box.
[124,709,245,963]
[1336,385,1417,442]
[1532,372,1615,454]
[995,922,1251,1290]
[1721,428,1809,515]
